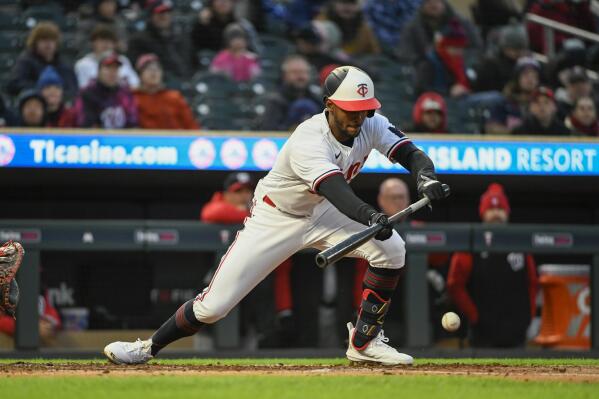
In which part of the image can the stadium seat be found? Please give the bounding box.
[0,32,26,52]
[22,4,66,29]
[258,34,294,60]
[191,72,239,100]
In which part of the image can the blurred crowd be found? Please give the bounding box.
[0,0,597,135]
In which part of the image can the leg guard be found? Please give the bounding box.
[352,289,391,350]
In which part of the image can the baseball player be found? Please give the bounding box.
[105,66,448,366]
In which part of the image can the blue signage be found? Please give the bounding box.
[0,132,597,175]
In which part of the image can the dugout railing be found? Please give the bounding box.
[2,220,598,351]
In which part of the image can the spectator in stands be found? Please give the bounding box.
[77,0,129,53]
[16,89,46,127]
[414,19,471,98]
[134,54,199,130]
[293,23,349,73]
[447,183,537,348]
[485,57,541,134]
[555,67,594,119]
[408,92,449,133]
[76,24,139,89]
[527,0,597,54]
[210,23,261,82]
[396,0,482,63]
[472,23,529,93]
[128,0,192,80]
[565,96,599,136]
[72,51,138,128]
[512,86,570,135]
[364,0,422,54]
[316,0,381,56]
[0,292,61,346]
[191,0,260,55]
[254,54,321,130]
[6,22,78,101]
[36,66,76,127]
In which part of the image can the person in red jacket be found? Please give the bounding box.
[200,172,295,346]
[447,183,538,347]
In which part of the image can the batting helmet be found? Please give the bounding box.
[323,66,380,117]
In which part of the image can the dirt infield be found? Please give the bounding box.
[2,362,599,382]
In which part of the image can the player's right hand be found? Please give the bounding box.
[417,175,447,200]
[369,212,394,241]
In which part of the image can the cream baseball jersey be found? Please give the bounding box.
[257,111,412,216]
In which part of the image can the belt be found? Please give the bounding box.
[262,195,309,219]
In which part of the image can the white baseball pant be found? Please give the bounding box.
[193,193,406,324]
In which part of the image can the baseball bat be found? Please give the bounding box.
[315,184,450,268]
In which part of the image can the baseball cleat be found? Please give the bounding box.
[104,338,153,365]
[346,322,413,366]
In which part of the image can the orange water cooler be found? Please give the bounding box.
[535,264,591,349]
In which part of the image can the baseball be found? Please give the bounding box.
[441,312,461,332]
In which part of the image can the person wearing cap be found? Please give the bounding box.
[396,0,482,63]
[36,66,76,127]
[209,23,261,82]
[133,53,199,130]
[191,0,260,56]
[104,65,448,367]
[555,66,595,119]
[414,18,472,98]
[484,56,541,134]
[72,51,138,128]
[128,0,192,80]
[315,0,381,56]
[76,24,139,90]
[15,89,47,127]
[408,91,449,133]
[565,96,599,136]
[472,23,530,93]
[7,21,78,101]
[448,183,538,348]
[254,54,322,131]
[512,86,570,135]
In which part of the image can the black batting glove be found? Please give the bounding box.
[369,212,394,241]
[417,175,446,200]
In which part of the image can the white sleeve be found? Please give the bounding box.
[370,114,413,161]
[289,136,342,192]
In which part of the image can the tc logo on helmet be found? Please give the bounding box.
[356,83,368,97]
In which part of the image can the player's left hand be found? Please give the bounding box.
[369,212,394,241]
[417,175,446,201]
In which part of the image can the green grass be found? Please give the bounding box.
[1,358,598,399]
[1,374,598,399]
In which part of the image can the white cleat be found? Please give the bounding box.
[346,322,413,366]
[104,338,153,365]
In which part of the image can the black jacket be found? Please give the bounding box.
[472,51,517,93]
[6,50,78,101]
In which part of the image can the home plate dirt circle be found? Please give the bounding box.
[1,362,599,383]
